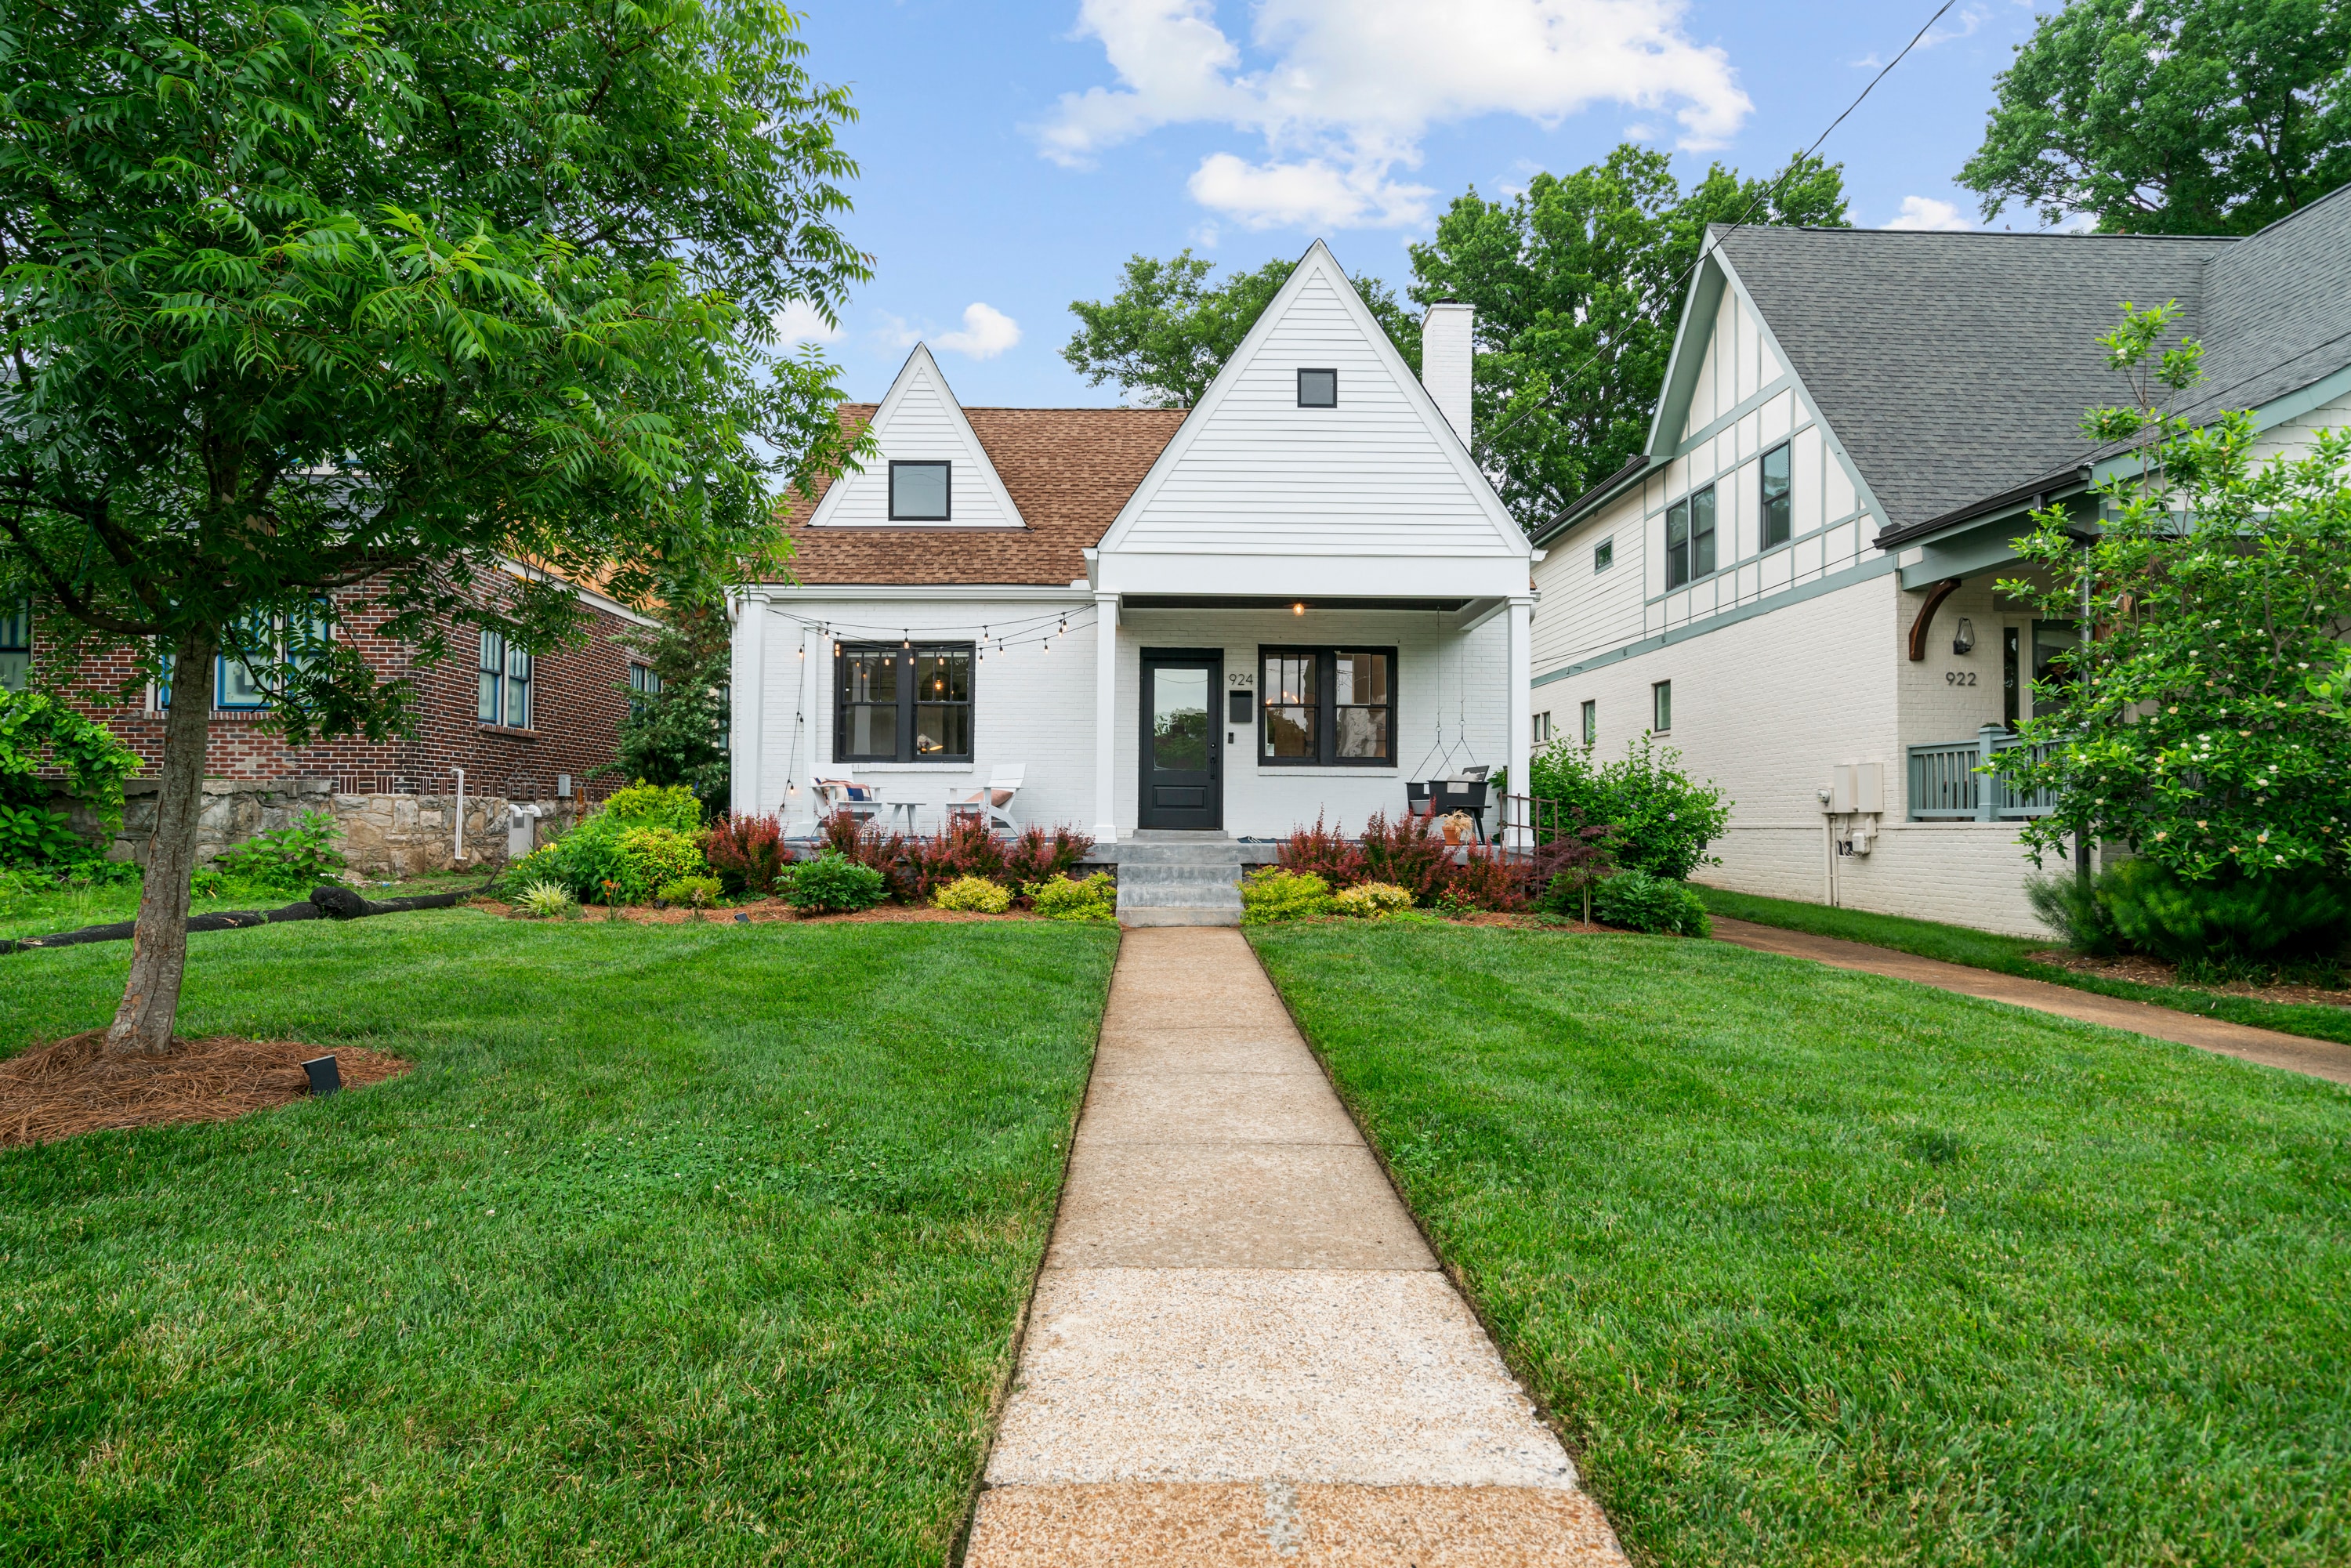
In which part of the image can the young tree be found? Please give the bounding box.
[607,602,734,812]
[1961,0,2351,234]
[1408,145,1848,530]
[1991,303,2351,896]
[0,0,868,1054]
[1063,252,1421,407]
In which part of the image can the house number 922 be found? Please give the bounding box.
[1945,670,1977,686]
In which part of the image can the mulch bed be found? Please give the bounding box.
[469,897,1053,925]
[2026,948,2351,1010]
[0,1032,411,1149]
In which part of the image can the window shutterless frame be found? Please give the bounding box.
[1296,368,1338,407]
[1593,537,1614,572]
[887,460,951,521]
[1651,679,1672,733]
[833,643,975,762]
[0,599,27,692]
[1255,646,1395,766]
[1664,485,1716,588]
[1581,698,1596,745]
[1759,442,1792,548]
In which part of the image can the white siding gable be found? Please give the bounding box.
[1099,242,1525,559]
[806,344,1025,531]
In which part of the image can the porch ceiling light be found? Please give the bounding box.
[1293,602,1306,615]
[1952,617,1976,656]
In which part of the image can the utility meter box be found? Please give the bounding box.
[1828,762,1885,815]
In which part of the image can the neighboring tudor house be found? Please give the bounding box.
[7,565,660,875]
[732,241,1535,877]
[1527,185,2351,936]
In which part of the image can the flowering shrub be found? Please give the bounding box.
[1331,881,1415,918]
[933,875,1013,913]
[1029,872,1116,922]
[1528,734,1728,880]
[1241,867,1333,924]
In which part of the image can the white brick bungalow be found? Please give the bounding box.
[1527,186,2351,935]
[730,241,1535,850]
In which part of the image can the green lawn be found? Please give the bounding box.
[1695,883,2351,1048]
[1,911,1115,1565]
[1252,923,2351,1567]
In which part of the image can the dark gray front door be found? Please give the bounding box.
[1139,650,1221,831]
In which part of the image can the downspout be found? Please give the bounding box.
[453,767,466,864]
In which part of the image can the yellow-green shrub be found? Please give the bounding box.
[933,875,1013,913]
[1028,872,1115,922]
[618,826,705,897]
[1241,867,1332,924]
[1331,881,1415,918]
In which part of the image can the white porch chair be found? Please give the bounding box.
[947,764,1025,835]
[813,773,881,827]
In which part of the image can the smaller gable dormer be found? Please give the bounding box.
[807,344,1026,530]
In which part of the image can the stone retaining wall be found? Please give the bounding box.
[63,779,581,878]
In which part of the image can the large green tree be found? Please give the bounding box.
[1063,252,1422,407]
[1408,144,1848,531]
[1961,0,2351,234]
[0,0,866,1054]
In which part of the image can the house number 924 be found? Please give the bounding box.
[1945,670,1977,686]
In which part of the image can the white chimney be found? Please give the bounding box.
[1421,302,1473,444]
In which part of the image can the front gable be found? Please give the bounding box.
[806,344,1026,531]
[1096,241,1528,562]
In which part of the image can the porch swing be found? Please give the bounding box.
[1405,676,1492,843]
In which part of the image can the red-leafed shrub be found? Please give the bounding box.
[1358,809,1453,906]
[1002,826,1095,893]
[1443,847,1527,913]
[897,820,1006,904]
[820,810,910,894]
[704,814,792,896]
[1278,814,1367,887]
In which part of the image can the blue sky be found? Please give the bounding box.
[788,1,2052,406]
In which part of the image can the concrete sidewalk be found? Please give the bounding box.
[1711,916,2351,1087]
[966,927,1625,1565]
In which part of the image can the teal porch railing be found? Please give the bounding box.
[1906,725,2057,821]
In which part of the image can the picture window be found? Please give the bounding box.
[1296,368,1338,408]
[835,643,973,762]
[888,460,951,521]
[1258,646,1393,766]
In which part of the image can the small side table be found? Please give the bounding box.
[884,799,923,838]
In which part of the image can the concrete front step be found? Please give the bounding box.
[1115,835,1246,925]
[1117,906,1244,927]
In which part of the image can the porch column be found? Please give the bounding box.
[1093,592,1120,843]
[1506,595,1534,849]
[794,621,823,834]
[734,592,763,819]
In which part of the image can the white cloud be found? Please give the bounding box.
[1039,0,1752,229]
[934,302,1024,360]
[1886,195,1972,232]
[773,299,845,344]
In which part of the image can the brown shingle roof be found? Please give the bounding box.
[763,405,1188,586]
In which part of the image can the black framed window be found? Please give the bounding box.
[1593,537,1614,572]
[1257,647,1393,766]
[0,600,28,692]
[1665,485,1715,588]
[835,643,973,762]
[1297,368,1338,407]
[888,460,951,521]
[1581,698,1596,745]
[1759,442,1792,548]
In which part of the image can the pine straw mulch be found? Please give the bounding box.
[2025,948,2351,1011]
[467,896,1056,925]
[0,1032,411,1149]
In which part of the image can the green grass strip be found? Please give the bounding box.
[1694,885,2351,1048]
[0,912,1115,1565]
[1253,922,2351,1567]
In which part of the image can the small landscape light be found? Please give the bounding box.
[734,911,750,924]
[302,1056,342,1096]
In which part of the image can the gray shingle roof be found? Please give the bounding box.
[1712,224,2226,538]
[2175,182,2351,429]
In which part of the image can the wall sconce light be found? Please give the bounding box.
[1951,617,1976,656]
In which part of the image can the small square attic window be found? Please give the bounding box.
[1297,368,1337,407]
[889,460,951,521]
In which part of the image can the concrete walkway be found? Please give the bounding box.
[1712,916,2351,1088]
[967,927,1626,1565]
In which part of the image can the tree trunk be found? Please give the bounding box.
[106,623,217,1057]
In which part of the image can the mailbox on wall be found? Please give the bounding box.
[1228,690,1252,723]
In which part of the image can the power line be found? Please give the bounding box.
[1480,0,1960,458]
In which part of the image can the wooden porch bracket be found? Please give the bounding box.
[1907,576,1964,661]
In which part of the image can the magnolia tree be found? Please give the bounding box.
[1992,305,2351,893]
[0,0,868,1054]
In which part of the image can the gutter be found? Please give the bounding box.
[1874,464,2090,552]
[1530,455,1657,548]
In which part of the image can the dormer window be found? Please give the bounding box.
[889,460,951,521]
[1296,368,1337,408]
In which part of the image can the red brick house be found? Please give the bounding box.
[5,566,661,875]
